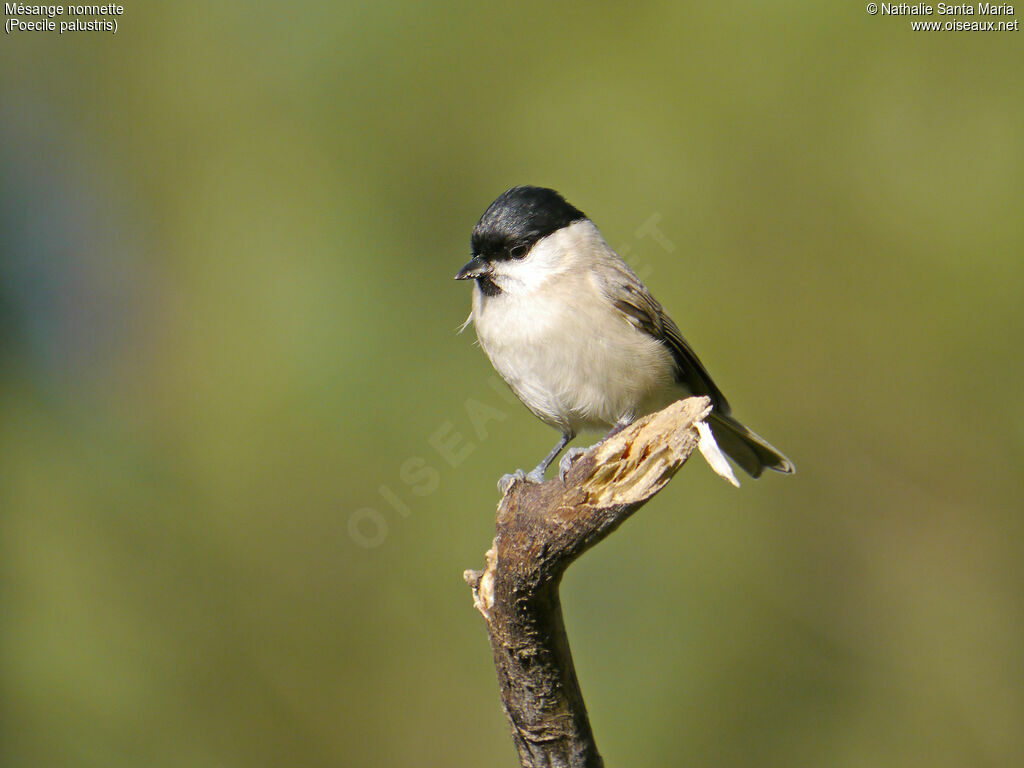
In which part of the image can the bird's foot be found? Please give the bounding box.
[498,467,549,494]
[558,447,588,483]
[525,467,547,484]
[497,470,525,495]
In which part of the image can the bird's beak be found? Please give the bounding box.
[454,256,491,281]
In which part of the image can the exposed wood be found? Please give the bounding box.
[465,396,712,768]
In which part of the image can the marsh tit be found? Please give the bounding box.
[456,186,794,490]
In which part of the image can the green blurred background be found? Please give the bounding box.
[2,3,1022,766]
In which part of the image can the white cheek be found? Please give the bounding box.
[491,258,546,293]
[491,226,585,293]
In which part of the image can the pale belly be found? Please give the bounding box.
[473,286,679,433]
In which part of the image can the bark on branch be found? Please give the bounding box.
[464,396,713,768]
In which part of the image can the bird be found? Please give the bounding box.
[455,186,793,491]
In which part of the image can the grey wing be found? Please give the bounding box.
[597,261,732,415]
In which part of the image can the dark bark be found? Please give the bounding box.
[465,396,712,768]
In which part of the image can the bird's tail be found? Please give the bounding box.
[707,411,794,478]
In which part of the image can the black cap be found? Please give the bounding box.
[471,186,586,260]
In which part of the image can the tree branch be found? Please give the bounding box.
[464,396,713,768]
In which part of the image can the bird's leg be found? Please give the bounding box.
[558,417,634,482]
[498,430,575,493]
[525,429,575,484]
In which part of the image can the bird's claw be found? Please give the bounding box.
[497,470,525,495]
[558,447,587,483]
[498,467,549,495]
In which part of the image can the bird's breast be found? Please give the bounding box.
[472,279,677,431]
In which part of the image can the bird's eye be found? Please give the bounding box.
[509,244,529,260]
